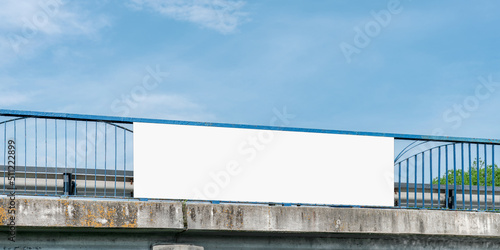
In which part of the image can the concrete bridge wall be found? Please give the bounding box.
[0,197,499,249]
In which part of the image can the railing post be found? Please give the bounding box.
[63,173,76,195]
[447,188,455,209]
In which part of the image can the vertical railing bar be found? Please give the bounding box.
[25,119,27,194]
[75,121,77,195]
[430,149,433,208]
[477,144,480,210]
[123,129,126,198]
[55,120,58,194]
[468,143,472,210]
[438,146,441,209]
[492,145,495,210]
[445,145,449,210]
[398,162,401,208]
[65,120,67,189]
[45,119,48,195]
[13,120,16,193]
[422,152,425,208]
[35,118,38,194]
[114,125,117,197]
[85,121,88,196]
[94,122,97,196]
[461,143,465,209]
[484,144,487,210]
[104,123,107,197]
[414,155,417,208]
[406,158,409,208]
[3,122,6,193]
[14,121,16,193]
[453,144,457,210]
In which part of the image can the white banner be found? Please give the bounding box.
[133,122,394,206]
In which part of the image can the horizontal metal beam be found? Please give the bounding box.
[0,109,134,123]
[2,109,500,144]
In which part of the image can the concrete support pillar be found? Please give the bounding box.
[152,245,204,250]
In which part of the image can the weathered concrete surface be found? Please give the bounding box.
[186,203,500,237]
[1,197,500,249]
[0,197,184,229]
[2,197,500,238]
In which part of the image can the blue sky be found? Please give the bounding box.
[1,0,500,139]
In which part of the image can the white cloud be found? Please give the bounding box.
[142,94,201,110]
[127,0,248,34]
[0,91,31,107]
[125,93,216,121]
[0,0,110,63]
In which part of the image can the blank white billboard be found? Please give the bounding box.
[133,122,394,206]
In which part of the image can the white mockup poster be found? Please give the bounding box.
[133,122,394,206]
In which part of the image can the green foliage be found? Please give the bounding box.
[432,159,500,186]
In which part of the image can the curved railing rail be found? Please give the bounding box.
[0,115,133,198]
[394,141,500,211]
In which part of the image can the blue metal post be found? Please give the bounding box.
[123,129,126,197]
[406,158,409,207]
[3,123,6,193]
[438,146,441,208]
[415,155,417,207]
[45,119,48,194]
[94,122,97,196]
[64,120,67,183]
[75,121,77,195]
[446,145,449,209]
[114,125,117,197]
[422,152,425,208]
[85,121,87,196]
[485,144,488,209]
[55,120,58,194]
[398,162,401,208]
[25,119,27,194]
[461,143,465,209]
[104,123,107,196]
[468,143,472,210]
[430,149,433,208]
[477,144,480,210]
[453,144,457,210]
[13,121,16,192]
[35,118,38,193]
[492,145,495,210]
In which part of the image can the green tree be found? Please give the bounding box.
[432,159,500,186]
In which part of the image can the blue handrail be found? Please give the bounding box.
[2,109,500,144]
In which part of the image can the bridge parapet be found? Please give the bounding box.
[1,196,500,237]
[2,109,500,213]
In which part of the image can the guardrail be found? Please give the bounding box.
[2,109,500,212]
[0,165,133,197]
[394,141,500,211]
[0,113,133,198]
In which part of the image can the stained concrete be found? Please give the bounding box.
[186,203,500,237]
[0,197,184,229]
[1,197,500,249]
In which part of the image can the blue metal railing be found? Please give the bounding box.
[394,140,500,211]
[2,109,500,212]
[0,114,133,198]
